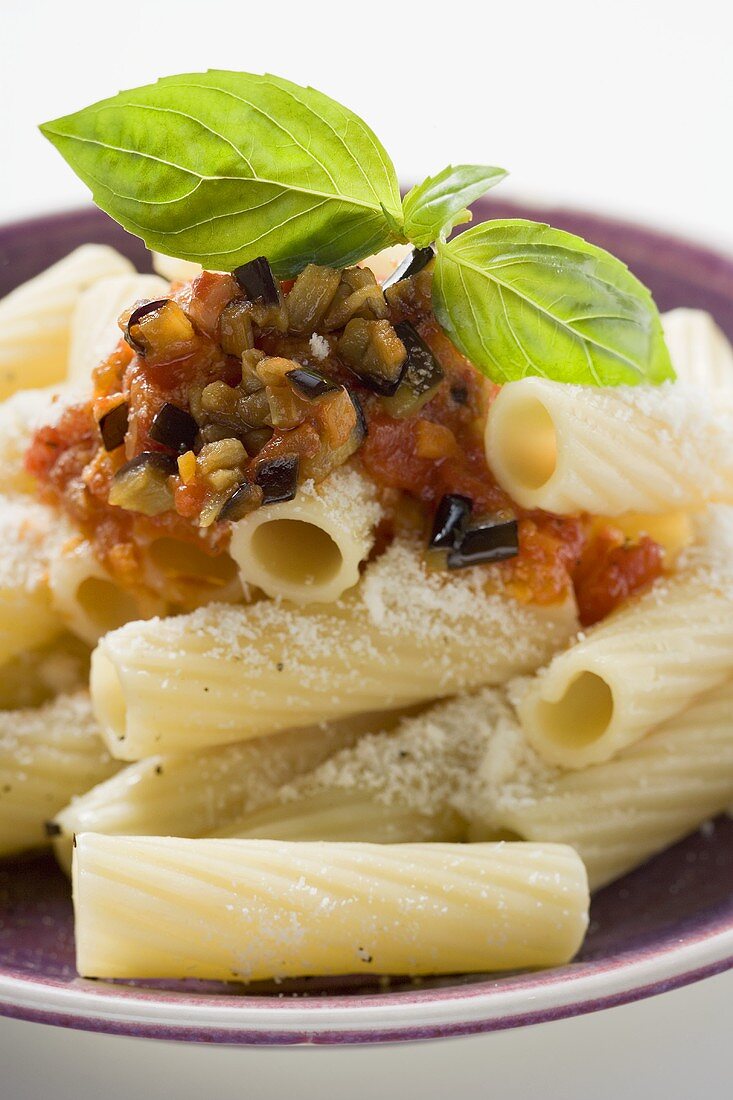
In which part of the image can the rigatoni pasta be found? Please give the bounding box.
[662,308,733,388]
[485,377,733,515]
[90,539,578,759]
[72,836,590,980]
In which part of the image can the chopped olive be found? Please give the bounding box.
[381,322,444,417]
[219,481,264,521]
[233,256,279,304]
[286,264,341,334]
[321,266,388,331]
[336,318,407,395]
[287,367,340,400]
[219,299,254,356]
[108,452,177,516]
[97,402,129,451]
[150,403,199,454]
[447,517,519,569]
[124,299,194,356]
[382,246,436,289]
[429,494,473,551]
[44,820,62,838]
[255,454,300,505]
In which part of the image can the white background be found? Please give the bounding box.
[1,1,732,1095]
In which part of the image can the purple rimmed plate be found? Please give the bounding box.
[0,201,731,1046]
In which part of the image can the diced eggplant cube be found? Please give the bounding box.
[255,454,300,505]
[124,299,171,352]
[447,517,519,569]
[287,368,340,400]
[97,402,129,452]
[336,318,407,396]
[150,403,199,454]
[382,322,444,417]
[381,246,436,289]
[428,494,473,551]
[219,481,264,522]
[233,257,279,305]
[108,452,177,516]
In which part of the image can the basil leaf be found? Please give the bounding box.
[433,220,674,386]
[40,71,405,277]
[402,165,507,248]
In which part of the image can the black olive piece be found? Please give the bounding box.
[44,820,62,838]
[233,256,279,305]
[150,402,199,454]
[428,494,473,551]
[97,402,129,452]
[218,482,263,522]
[447,518,520,570]
[382,246,435,289]
[287,368,340,401]
[115,451,179,479]
[124,299,171,352]
[255,454,300,505]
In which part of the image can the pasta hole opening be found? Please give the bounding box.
[91,653,127,745]
[250,520,343,589]
[76,578,140,634]
[535,673,614,747]
[495,395,558,490]
[149,538,238,587]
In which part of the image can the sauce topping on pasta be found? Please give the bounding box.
[25,256,663,617]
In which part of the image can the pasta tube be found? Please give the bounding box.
[661,309,733,388]
[0,632,89,712]
[228,465,382,604]
[220,692,510,843]
[51,707,414,874]
[0,246,133,399]
[473,679,733,890]
[67,272,168,383]
[0,386,63,495]
[49,537,165,645]
[91,539,578,759]
[485,377,733,515]
[0,692,118,858]
[517,526,733,767]
[72,836,589,980]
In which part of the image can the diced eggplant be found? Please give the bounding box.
[233,256,280,305]
[321,267,388,331]
[97,402,129,452]
[447,517,519,569]
[287,367,340,400]
[382,246,435,289]
[124,299,171,352]
[336,318,407,396]
[108,452,177,516]
[381,322,444,418]
[255,454,300,505]
[124,299,195,356]
[242,427,274,456]
[428,494,473,551]
[150,403,199,454]
[219,299,254,356]
[285,264,341,334]
[219,481,264,522]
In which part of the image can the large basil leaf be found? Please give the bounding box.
[41,71,405,276]
[402,164,507,247]
[433,220,674,385]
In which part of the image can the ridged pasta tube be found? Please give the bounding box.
[90,539,577,760]
[0,632,90,712]
[473,679,733,890]
[485,377,733,515]
[662,309,733,388]
[0,692,118,858]
[72,836,589,980]
[51,708,414,874]
[228,466,383,604]
[0,497,69,666]
[0,246,133,399]
[49,538,166,645]
[220,692,509,843]
[151,252,202,282]
[67,273,168,384]
[517,531,733,768]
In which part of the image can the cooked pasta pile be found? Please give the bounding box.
[1,241,731,985]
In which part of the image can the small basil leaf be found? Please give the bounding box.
[401,165,507,248]
[40,71,404,277]
[433,220,675,386]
